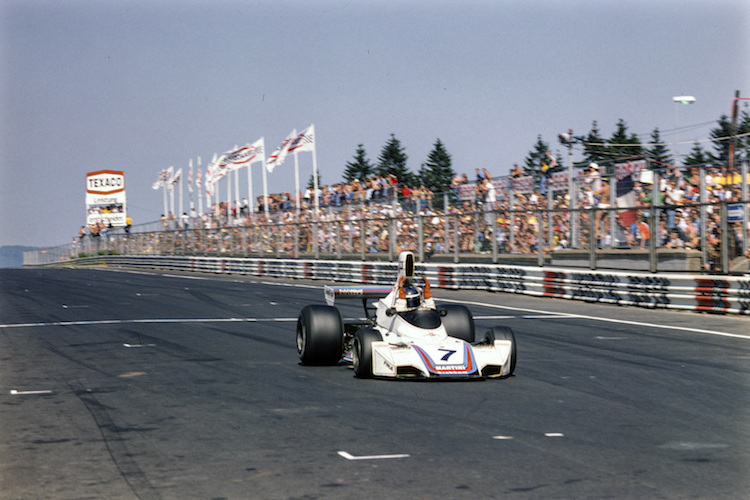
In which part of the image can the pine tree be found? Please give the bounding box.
[580,121,608,168]
[343,144,373,182]
[683,141,709,167]
[523,135,550,175]
[708,114,733,166]
[739,108,750,161]
[306,172,322,190]
[608,119,642,160]
[646,127,672,169]
[376,134,413,185]
[418,138,454,206]
[523,135,552,192]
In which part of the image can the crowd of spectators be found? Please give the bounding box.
[76,164,749,271]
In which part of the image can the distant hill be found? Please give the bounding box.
[0,246,39,268]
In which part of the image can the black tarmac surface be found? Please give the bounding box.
[1,267,748,499]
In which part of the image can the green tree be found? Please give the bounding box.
[343,144,373,182]
[608,118,643,160]
[306,172,322,190]
[523,135,550,175]
[645,127,672,169]
[376,133,413,185]
[708,108,750,168]
[418,138,454,206]
[523,135,552,191]
[708,114,733,167]
[683,141,709,167]
[580,121,608,168]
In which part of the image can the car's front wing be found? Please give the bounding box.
[370,340,513,379]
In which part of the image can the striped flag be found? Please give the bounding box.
[266,129,296,173]
[289,124,315,153]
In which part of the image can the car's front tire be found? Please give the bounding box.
[352,328,381,378]
[297,305,344,365]
[440,304,475,343]
[485,326,516,377]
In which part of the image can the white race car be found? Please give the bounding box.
[296,251,516,379]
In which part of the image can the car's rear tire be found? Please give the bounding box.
[352,328,381,378]
[297,305,344,365]
[440,304,475,343]
[485,326,516,377]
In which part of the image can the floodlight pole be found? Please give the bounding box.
[672,95,696,168]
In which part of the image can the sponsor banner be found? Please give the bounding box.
[512,176,533,194]
[614,160,647,181]
[550,171,569,192]
[86,170,127,227]
[86,170,125,195]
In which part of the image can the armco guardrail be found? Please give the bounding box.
[74,255,750,315]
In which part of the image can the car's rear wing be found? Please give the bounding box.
[324,285,393,307]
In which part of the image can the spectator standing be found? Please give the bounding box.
[482,177,496,226]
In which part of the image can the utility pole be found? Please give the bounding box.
[728,90,740,188]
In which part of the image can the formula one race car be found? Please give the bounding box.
[296,251,516,379]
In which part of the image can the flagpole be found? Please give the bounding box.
[188,159,194,210]
[197,156,203,216]
[234,168,240,221]
[179,171,183,223]
[247,162,254,220]
[169,166,175,219]
[163,183,168,219]
[261,137,270,220]
[311,124,319,220]
[227,172,231,222]
[294,151,301,220]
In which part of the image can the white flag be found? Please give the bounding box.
[206,152,228,184]
[205,154,217,197]
[170,168,182,184]
[188,159,193,193]
[168,167,181,193]
[154,168,169,189]
[248,137,264,164]
[219,144,255,172]
[266,129,296,173]
[289,124,315,153]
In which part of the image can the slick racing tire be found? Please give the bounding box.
[352,328,381,378]
[484,326,516,377]
[297,305,344,366]
[440,304,475,343]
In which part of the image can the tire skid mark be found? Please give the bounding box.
[69,380,161,500]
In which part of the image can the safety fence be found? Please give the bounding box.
[65,254,750,315]
[24,199,750,274]
[25,159,750,273]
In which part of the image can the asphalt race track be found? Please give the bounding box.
[1,267,748,499]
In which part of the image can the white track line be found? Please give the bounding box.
[337,451,409,461]
[439,298,750,340]
[0,318,297,329]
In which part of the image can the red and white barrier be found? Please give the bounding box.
[84,255,750,315]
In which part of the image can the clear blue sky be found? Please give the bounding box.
[1,0,748,247]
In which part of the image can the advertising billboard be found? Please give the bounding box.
[86,170,127,227]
